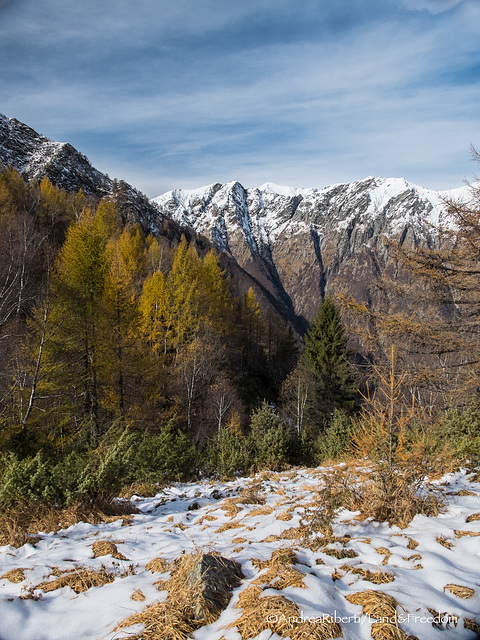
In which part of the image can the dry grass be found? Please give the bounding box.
[280,525,309,540]
[247,505,273,518]
[145,557,169,574]
[35,567,114,593]
[436,535,454,549]
[454,529,480,538]
[340,565,395,585]
[116,552,243,640]
[322,547,358,560]
[240,483,266,505]
[252,548,298,570]
[444,583,475,598]
[403,554,422,562]
[276,511,293,521]
[375,548,392,565]
[251,549,304,590]
[466,512,480,523]
[119,481,162,499]
[0,500,137,548]
[253,564,306,590]
[91,540,128,560]
[1,568,26,583]
[406,538,419,550]
[220,498,243,518]
[131,589,146,601]
[345,590,399,621]
[229,585,342,640]
[464,618,479,633]
[216,521,243,533]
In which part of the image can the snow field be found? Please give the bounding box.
[1,466,480,640]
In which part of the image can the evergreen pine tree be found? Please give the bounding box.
[302,296,356,426]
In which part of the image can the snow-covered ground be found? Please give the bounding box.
[1,465,480,640]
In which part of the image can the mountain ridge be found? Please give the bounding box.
[0,112,472,333]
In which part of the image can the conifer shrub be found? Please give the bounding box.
[429,405,480,464]
[132,418,197,482]
[0,451,61,506]
[204,426,249,477]
[315,409,353,462]
[248,402,291,471]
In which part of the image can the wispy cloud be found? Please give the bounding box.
[0,0,479,195]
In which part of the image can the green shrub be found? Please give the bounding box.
[0,451,60,506]
[204,427,249,477]
[315,409,353,462]
[249,401,291,470]
[132,418,198,482]
[430,405,480,463]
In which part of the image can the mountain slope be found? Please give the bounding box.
[0,113,472,333]
[153,178,470,326]
[0,113,161,229]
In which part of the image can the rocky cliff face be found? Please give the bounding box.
[153,178,468,328]
[0,113,470,334]
[0,114,161,229]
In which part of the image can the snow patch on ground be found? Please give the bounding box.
[1,467,480,640]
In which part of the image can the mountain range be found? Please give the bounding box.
[0,113,470,334]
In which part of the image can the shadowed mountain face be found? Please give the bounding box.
[0,113,469,334]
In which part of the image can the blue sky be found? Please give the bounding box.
[0,0,479,196]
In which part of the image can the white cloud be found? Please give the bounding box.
[399,0,466,13]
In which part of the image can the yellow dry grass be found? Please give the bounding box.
[403,554,422,562]
[322,547,358,560]
[116,552,242,640]
[454,529,480,538]
[436,535,454,549]
[276,511,293,521]
[345,590,399,621]
[229,585,342,640]
[279,525,309,540]
[145,558,169,573]
[464,618,479,633]
[131,589,146,601]
[216,521,243,533]
[466,512,480,523]
[252,548,298,570]
[375,548,392,565]
[340,565,395,585]
[1,568,26,583]
[247,506,273,518]
[444,583,475,599]
[35,567,114,593]
[406,538,419,550]
[0,500,137,548]
[91,540,128,560]
[261,534,280,543]
[220,498,243,518]
[240,483,266,505]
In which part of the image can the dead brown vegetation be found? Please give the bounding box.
[91,540,128,560]
[230,585,342,640]
[116,552,242,640]
[35,567,114,593]
[0,500,137,548]
[1,568,26,583]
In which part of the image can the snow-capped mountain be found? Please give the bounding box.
[0,113,472,332]
[0,114,161,229]
[153,178,470,324]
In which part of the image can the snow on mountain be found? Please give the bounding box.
[153,176,470,253]
[153,176,471,323]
